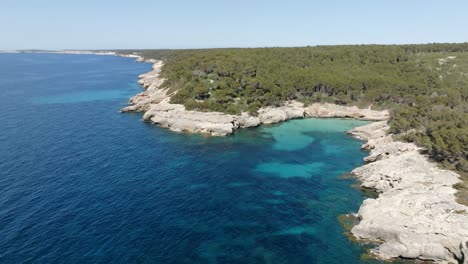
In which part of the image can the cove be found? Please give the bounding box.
[0,53,385,263]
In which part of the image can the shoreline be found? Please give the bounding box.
[348,122,468,263]
[121,60,389,136]
[2,50,149,62]
[124,58,468,263]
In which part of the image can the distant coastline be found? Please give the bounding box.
[1,50,147,62]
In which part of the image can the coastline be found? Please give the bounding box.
[348,122,468,263]
[3,49,149,62]
[121,60,389,135]
[15,51,463,262]
[124,58,468,263]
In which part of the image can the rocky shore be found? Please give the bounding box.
[349,122,468,264]
[124,59,468,263]
[121,60,389,135]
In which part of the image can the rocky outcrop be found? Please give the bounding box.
[122,60,389,136]
[305,103,389,121]
[136,60,164,90]
[349,121,468,264]
[142,99,237,136]
[121,61,167,112]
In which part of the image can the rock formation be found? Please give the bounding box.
[349,121,468,264]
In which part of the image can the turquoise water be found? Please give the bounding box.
[0,53,376,263]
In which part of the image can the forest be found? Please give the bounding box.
[118,43,468,200]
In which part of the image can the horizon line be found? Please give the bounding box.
[2,41,468,52]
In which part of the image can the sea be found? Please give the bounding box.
[0,53,388,263]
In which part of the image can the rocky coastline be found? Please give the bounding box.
[348,122,468,264]
[124,59,468,263]
[121,60,389,135]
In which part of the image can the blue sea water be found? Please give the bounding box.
[0,53,378,263]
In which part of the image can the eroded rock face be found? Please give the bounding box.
[305,103,389,121]
[137,60,164,91]
[349,122,468,264]
[142,99,237,136]
[122,60,389,136]
[257,102,305,124]
[121,60,168,113]
[236,113,260,128]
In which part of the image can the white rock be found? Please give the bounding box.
[142,99,236,136]
[258,101,305,124]
[305,103,389,121]
[349,122,468,263]
[236,113,260,128]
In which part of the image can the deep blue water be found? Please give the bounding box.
[0,53,374,263]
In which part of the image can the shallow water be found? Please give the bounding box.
[0,53,380,263]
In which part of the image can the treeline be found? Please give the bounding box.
[117,44,468,176]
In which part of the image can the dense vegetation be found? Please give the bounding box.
[118,44,468,201]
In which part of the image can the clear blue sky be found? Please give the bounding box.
[2,0,467,50]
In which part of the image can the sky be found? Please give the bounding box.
[1,0,468,50]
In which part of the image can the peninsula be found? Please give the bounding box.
[118,44,468,263]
